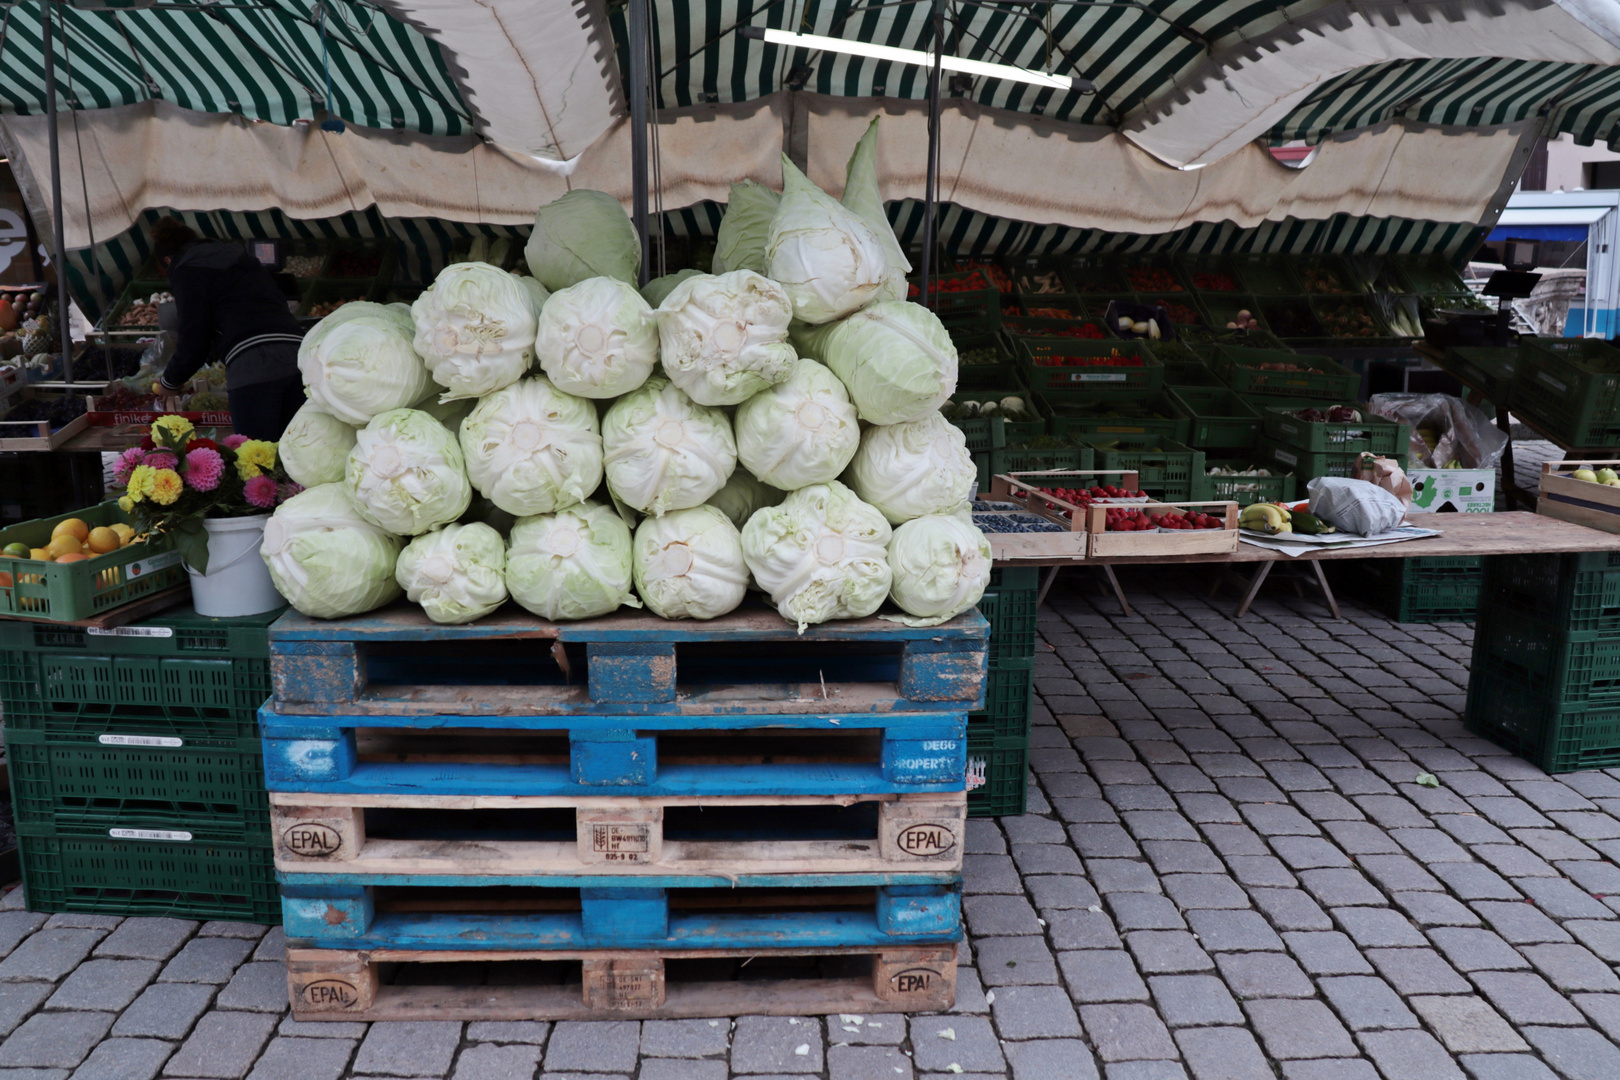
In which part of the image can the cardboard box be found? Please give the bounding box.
[1408,468,1494,513]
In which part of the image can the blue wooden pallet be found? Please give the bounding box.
[280,880,961,950]
[268,603,988,718]
[261,705,968,795]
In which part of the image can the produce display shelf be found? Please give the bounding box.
[945,386,1044,448]
[1002,316,1115,340]
[1136,294,1205,331]
[1209,346,1359,401]
[1165,387,1263,449]
[1513,339,1620,448]
[1044,392,1190,443]
[0,389,93,451]
[1258,405,1409,456]
[954,332,1019,390]
[1016,338,1164,395]
[1294,255,1362,297]
[966,730,1028,819]
[1479,551,1620,640]
[0,502,186,622]
[1191,462,1296,508]
[1197,294,1269,337]
[1117,256,1183,296]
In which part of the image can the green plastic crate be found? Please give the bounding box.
[1309,295,1396,343]
[1043,393,1189,443]
[1166,387,1263,449]
[1256,435,1406,484]
[1294,256,1361,296]
[1471,608,1620,709]
[1479,551,1620,640]
[1339,556,1482,624]
[1192,462,1296,507]
[1161,360,1224,388]
[1002,316,1115,340]
[1088,437,1205,501]
[1259,405,1409,456]
[978,567,1039,671]
[990,441,1095,482]
[1138,294,1206,331]
[1197,294,1268,336]
[1466,663,1620,775]
[1016,338,1163,395]
[1230,255,1301,295]
[1145,339,1206,367]
[1262,297,1328,341]
[1174,255,1243,294]
[1209,346,1359,400]
[1063,256,1129,296]
[912,271,1000,331]
[966,731,1029,818]
[944,387,1044,449]
[5,729,268,840]
[954,332,1019,389]
[0,502,185,623]
[1118,257,1184,296]
[16,831,280,923]
[1514,339,1620,447]
[1442,346,1520,407]
[973,666,1034,741]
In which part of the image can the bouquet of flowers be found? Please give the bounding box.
[115,414,301,573]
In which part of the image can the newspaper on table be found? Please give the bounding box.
[1238,525,1442,558]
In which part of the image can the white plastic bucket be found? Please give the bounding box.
[186,514,283,617]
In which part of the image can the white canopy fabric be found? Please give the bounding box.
[0,93,1530,255]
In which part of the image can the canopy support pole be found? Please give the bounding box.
[627,0,651,285]
[919,0,943,307]
[42,0,73,382]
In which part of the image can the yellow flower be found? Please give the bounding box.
[234,439,277,481]
[148,469,183,506]
[118,496,135,513]
[151,415,194,448]
[126,465,154,503]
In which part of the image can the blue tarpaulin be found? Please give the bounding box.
[1487,224,1590,242]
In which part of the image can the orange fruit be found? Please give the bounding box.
[45,535,81,559]
[51,518,89,543]
[0,571,11,587]
[28,548,49,561]
[87,527,120,554]
[54,553,88,563]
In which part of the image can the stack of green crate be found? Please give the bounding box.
[0,606,285,921]
[1466,552,1620,773]
[1335,557,1482,623]
[968,567,1038,816]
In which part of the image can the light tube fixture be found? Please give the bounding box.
[740,26,1094,94]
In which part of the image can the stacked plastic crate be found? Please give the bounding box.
[1466,553,1620,773]
[0,607,282,921]
[262,606,986,1020]
[968,569,1039,816]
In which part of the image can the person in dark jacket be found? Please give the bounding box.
[149,218,305,440]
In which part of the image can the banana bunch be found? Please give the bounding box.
[1240,503,1291,534]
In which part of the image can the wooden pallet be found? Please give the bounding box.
[286,942,957,1020]
[278,878,961,950]
[267,603,987,718]
[260,706,969,795]
[270,791,965,876]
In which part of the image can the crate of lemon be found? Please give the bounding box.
[0,503,185,622]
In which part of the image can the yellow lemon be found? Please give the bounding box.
[109,523,135,545]
[87,527,120,554]
[45,534,82,559]
[51,518,89,543]
[28,547,49,561]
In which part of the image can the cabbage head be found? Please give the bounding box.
[279,400,357,487]
[766,154,889,325]
[412,263,538,401]
[641,269,703,308]
[534,277,660,399]
[712,180,781,275]
[413,389,475,433]
[525,190,641,291]
[459,376,603,517]
[734,356,859,490]
[793,301,957,424]
[708,466,785,529]
[506,502,641,621]
[632,505,749,620]
[395,522,509,625]
[741,480,892,631]
[886,513,992,626]
[848,413,976,524]
[298,301,432,425]
[602,376,736,517]
[656,271,796,406]
[346,408,474,535]
[842,117,911,303]
[260,483,402,619]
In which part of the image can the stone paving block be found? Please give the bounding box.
[830,1016,902,1045]
[1407,994,1527,1054]
[1160,875,1248,910]
[214,963,289,1013]
[1331,908,1425,949]
[0,981,51,1038]
[1323,770,1394,797]
[71,1038,176,1080]
[1518,878,1617,921]
[1078,1004,1176,1062]
[157,939,254,985]
[1521,942,1620,991]
[1175,795,1240,824]
[42,915,122,931]
[1004,1039,1100,1080]
[1433,813,1512,845]
[249,930,284,964]
[0,1011,114,1068]
[1387,891,1478,928]
[1173,1026,1273,1080]
[1295,869,1385,908]
[0,912,48,958]
[1011,845,1085,876]
[1472,844,1560,879]
[1003,817,1066,845]
[0,930,106,983]
[1319,821,1399,855]
[110,983,215,1041]
[1070,826,1142,860]
[1454,1054,1559,1080]
[1243,999,1357,1060]
[1025,876,1102,912]
[975,936,1059,986]
[728,1017,822,1074]
[1046,909,1122,951]
[1184,910,1282,952]
[1213,953,1316,999]
[1354,854,1445,894]
[1109,895,1186,931]
[1147,974,1241,1027]
[46,959,158,1012]
[1469,900,1572,944]
[1222,856,1295,888]
[161,1011,279,1078]
[243,1037,354,1080]
[1238,805,1318,836]
[92,920,195,962]
[1281,932,1373,975]
[1356,1030,1465,1080]
[451,1043,542,1080]
[637,1061,728,1080]
[1469,798,1554,830]
[1429,862,1520,901]
[466,1021,552,1045]
[1513,828,1601,862]
[1315,975,1418,1032]
[1426,927,1531,972]
[961,855,1023,895]
[909,1016,1004,1074]
[963,895,1042,937]
[1121,811,1199,841]
[1278,1062,1380,1080]
[1125,931,1213,974]
[1358,947,1470,996]
[1560,859,1620,894]
[1248,889,1331,931]
[990,985,1083,1039]
[1522,1025,1620,1080]
[351,1021,465,1077]
[196,923,263,940]
[1141,841,1224,875]
[1200,825,1268,858]
[1059,950,1149,1003]
[1087,861,1165,895]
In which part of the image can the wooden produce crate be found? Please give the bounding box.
[978,469,1143,562]
[1082,499,1240,558]
[1537,460,1620,534]
[0,390,89,450]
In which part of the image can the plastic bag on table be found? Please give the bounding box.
[1366,392,1507,469]
[1306,475,1407,536]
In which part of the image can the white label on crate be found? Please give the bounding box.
[109,828,192,842]
[1272,449,1298,466]
[1538,372,1568,393]
[99,734,183,748]
[965,756,988,791]
[124,550,182,580]
[87,626,173,638]
[1069,372,1127,383]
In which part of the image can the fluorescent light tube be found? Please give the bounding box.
[741,26,1091,93]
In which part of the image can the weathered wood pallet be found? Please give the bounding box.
[270,791,965,876]
[286,941,957,1020]
[268,603,988,718]
[260,706,968,795]
[278,878,961,950]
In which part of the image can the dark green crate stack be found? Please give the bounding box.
[0,606,284,922]
[969,568,1038,817]
[1335,556,1482,623]
[1466,553,1620,773]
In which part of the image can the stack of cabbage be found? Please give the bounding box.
[264,118,990,630]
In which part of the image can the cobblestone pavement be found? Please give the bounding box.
[7,570,1620,1079]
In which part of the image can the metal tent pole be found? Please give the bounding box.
[42,0,73,381]
[626,0,650,286]
[919,0,943,306]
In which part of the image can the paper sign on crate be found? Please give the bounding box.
[1407,469,1494,514]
